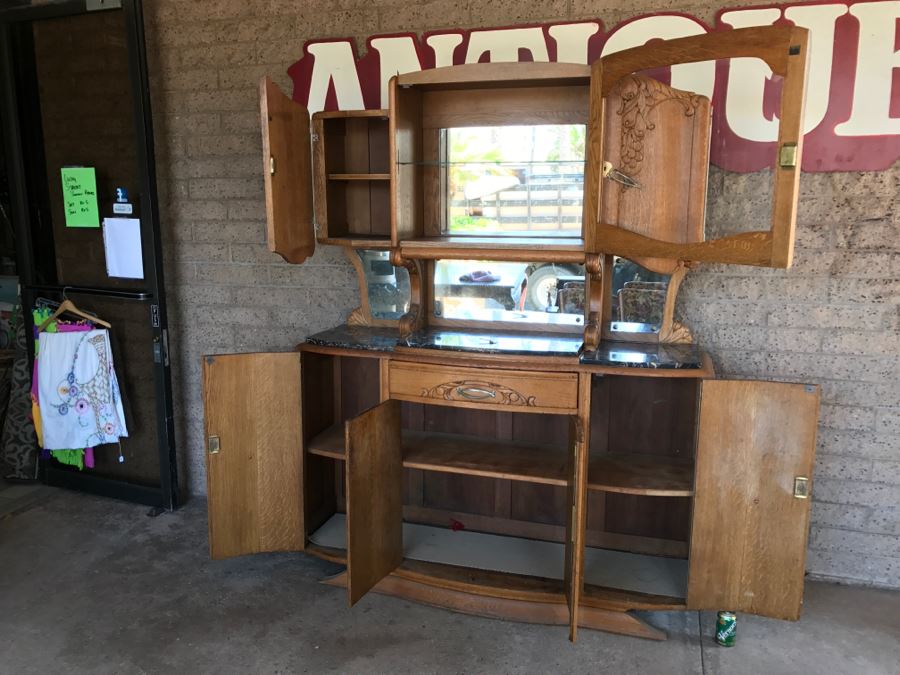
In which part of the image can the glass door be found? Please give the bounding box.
[0,0,177,509]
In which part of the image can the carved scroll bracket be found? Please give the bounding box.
[658,261,694,344]
[583,253,606,352]
[391,247,426,338]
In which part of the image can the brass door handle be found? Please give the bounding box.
[456,386,497,401]
[602,161,641,189]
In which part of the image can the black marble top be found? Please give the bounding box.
[304,325,398,352]
[306,325,705,369]
[580,341,703,369]
[401,328,583,357]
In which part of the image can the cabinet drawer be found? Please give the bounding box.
[389,361,578,413]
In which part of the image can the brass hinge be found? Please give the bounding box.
[269,156,276,175]
[793,476,809,499]
[208,435,220,455]
[779,143,798,168]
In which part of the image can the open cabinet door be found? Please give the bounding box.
[586,26,809,268]
[260,77,314,264]
[687,380,819,619]
[345,400,403,606]
[564,416,589,642]
[203,352,305,559]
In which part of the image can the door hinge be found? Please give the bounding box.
[208,435,220,455]
[793,476,809,499]
[779,143,798,168]
[87,0,122,10]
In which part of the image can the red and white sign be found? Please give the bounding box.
[288,1,900,172]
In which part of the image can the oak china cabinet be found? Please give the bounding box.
[203,26,818,641]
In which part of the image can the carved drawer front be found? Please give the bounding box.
[389,361,579,414]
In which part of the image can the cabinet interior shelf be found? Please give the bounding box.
[327,173,391,181]
[395,160,586,168]
[309,424,568,486]
[308,425,694,496]
[400,236,585,263]
[588,454,694,497]
[309,513,688,600]
[318,234,391,248]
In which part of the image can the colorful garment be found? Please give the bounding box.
[37,329,127,451]
[31,308,95,468]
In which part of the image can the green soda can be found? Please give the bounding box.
[716,611,737,647]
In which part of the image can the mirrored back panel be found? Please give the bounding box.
[432,259,585,330]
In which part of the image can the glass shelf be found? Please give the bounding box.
[396,159,586,167]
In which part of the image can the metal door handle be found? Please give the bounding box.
[456,386,497,400]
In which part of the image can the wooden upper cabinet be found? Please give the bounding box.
[311,110,392,246]
[687,380,819,620]
[203,352,305,560]
[259,77,314,264]
[586,26,810,268]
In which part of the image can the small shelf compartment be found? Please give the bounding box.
[313,110,391,243]
[588,453,694,497]
[308,424,569,486]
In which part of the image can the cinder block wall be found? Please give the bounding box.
[141,0,899,588]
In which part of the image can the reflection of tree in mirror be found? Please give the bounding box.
[446,125,587,235]
[448,128,506,232]
[547,126,585,162]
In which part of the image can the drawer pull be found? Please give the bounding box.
[456,386,497,400]
[421,379,537,407]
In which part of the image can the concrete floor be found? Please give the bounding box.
[0,487,898,675]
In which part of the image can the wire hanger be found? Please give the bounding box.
[37,296,111,332]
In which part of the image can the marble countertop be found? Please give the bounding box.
[306,325,704,369]
[580,341,703,369]
[304,325,400,352]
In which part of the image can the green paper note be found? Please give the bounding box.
[61,167,99,228]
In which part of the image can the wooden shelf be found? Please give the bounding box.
[314,108,389,120]
[317,234,391,249]
[588,453,694,497]
[400,236,586,263]
[327,173,391,181]
[308,425,568,486]
[310,513,687,599]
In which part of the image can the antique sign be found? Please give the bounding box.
[288,1,900,172]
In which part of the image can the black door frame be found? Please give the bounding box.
[0,0,178,510]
